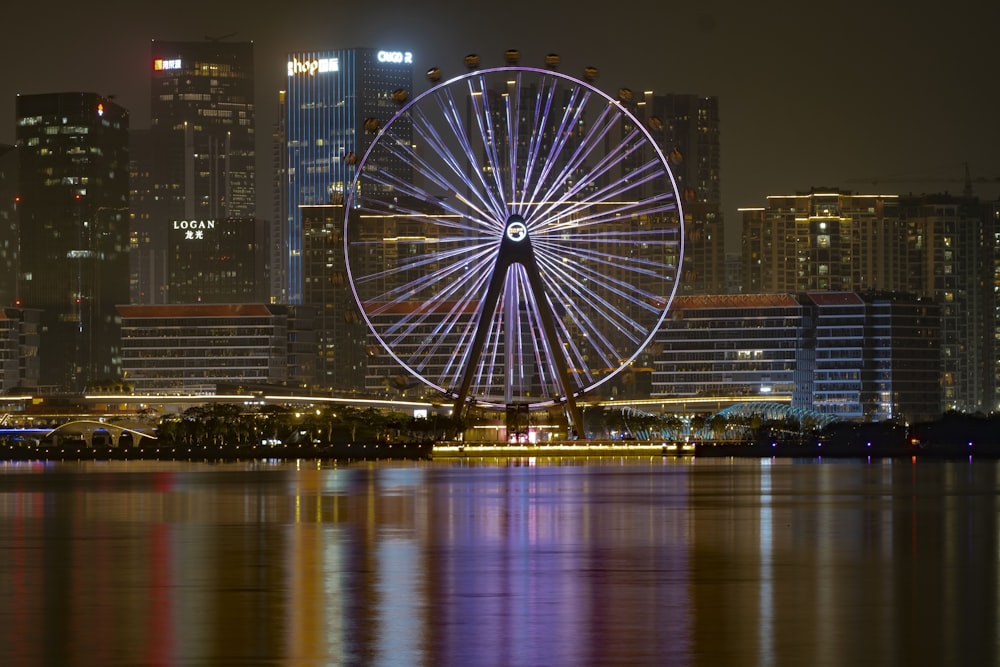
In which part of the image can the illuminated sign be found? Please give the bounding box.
[377,50,413,65]
[287,57,339,76]
[172,219,215,241]
[154,58,182,71]
[506,220,527,242]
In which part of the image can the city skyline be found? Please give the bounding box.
[2,0,998,249]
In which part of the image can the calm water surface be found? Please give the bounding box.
[0,457,997,666]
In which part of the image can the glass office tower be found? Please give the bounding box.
[280,47,413,304]
[16,92,130,390]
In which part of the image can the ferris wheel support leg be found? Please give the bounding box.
[452,262,507,421]
[521,260,585,440]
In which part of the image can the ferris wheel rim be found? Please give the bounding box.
[343,64,685,409]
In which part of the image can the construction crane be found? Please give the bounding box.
[845,163,1000,197]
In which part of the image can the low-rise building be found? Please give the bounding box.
[118,304,309,394]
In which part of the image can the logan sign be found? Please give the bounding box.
[172,219,215,241]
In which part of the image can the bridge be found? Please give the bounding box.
[2,420,158,448]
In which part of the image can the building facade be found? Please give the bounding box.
[652,294,803,405]
[118,303,304,394]
[16,92,130,390]
[650,292,942,422]
[167,217,258,303]
[803,292,939,422]
[741,188,990,413]
[0,145,18,308]
[132,40,257,304]
[279,47,413,304]
[633,93,724,295]
[0,308,40,392]
[300,204,368,391]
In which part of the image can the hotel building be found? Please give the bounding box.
[118,303,308,394]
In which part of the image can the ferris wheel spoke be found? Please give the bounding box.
[518,85,593,215]
[515,76,561,213]
[527,102,618,222]
[408,98,505,223]
[464,73,515,219]
[504,73,522,212]
[538,256,652,345]
[352,238,495,291]
[426,77,510,221]
[538,271,632,373]
[531,130,658,227]
[380,110,505,230]
[537,240,676,291]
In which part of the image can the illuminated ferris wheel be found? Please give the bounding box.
[343,55,684,430]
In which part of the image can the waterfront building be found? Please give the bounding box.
[279,47,413,304]
[650,292,941,422]
[118,303,310,394]
[132,40,257,304]
[651,294,803,409]
[803,292,939,422]
[16,92,130,390]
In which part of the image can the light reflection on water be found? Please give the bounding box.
[0,457,996,666]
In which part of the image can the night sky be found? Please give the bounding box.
[4,0,998,249]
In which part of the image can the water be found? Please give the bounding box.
[0,457,996,666]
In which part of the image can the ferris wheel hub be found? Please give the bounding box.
[504,215,528,243]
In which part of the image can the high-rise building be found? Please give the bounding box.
[167,217,258,303]
[634,93,724,295]
[899,193,989,413]
[279,47,413,304]
[300,204,367,391]
[132,40,256,304]
[740,190,905,294]
[0,145,17,307]
[16,92,130,390]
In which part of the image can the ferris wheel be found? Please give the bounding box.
[343,56,684,428]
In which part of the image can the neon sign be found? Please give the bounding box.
[154,59,182,71]
[287,57,339,76]
[377,51,413,64]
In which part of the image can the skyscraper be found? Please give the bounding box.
[132,40,256,304]
[280,47,413,304]
[634,93,725,295]
[16,92,130,390]
[0,144,17,307]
